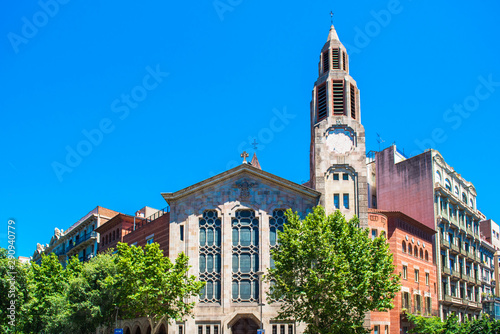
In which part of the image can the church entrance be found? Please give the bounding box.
[231,317,260,334]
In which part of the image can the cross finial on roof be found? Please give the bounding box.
[240,151,249,164]
[330,11,334,25]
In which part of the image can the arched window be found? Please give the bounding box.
[445,179,451,191]
[414,246,418,257]
[470,198,474,209]
[462,193,467,203]
[420,249,424,259]
[402,241,407,253]
[112,231,115,241]
[425,250,429,261]
[435,170,442,183]
[116,228,120,241]
[408,245,412,256]
[454,186,459,196]
[199,210,222,303]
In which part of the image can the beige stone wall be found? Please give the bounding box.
[167,173,317,334]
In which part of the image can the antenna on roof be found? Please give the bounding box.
[376,133,385,151]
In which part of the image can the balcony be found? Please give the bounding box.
[451,270,461,280]
[443,267,451,276]
[459,247,467,256]
[450,243,460,254]
[443,294,464,305]
[66,231,97,255]
[462,274,471,282]
[441,238,450,249]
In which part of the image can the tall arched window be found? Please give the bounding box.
[199,210,222,303]
[435,170,442,183]
[445,179,451,191]
[425,250,429,262]
[454,186,459,196]
[270,209,286,268]
[420,249,424,259]
[414,246,418,257]
[232,210,259,303]
[462,193,467,204]
[408,245,412,256]
[402,241,407,253]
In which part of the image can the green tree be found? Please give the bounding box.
[406,312,444,334]
[20,253,69,334]
[266,207,401,334]
[114,242,204,334]
[407,312,500,334]
[0,248,29,334]
[64,252,120,334]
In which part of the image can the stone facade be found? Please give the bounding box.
[309,25,368,228]
[32,206,119,266]
[160,163,320,334]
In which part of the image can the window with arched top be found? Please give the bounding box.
[462,193,467,203]
[408,245,413,256]
[270,209,287,268]
[445,179,451,191]
[199,210,222,303]
[425,250,429,262]
[420,249,424,259]
[435,170,442,183]
[454,186,459,196]
[402,241,407,253]
[232,209,259,303]
[470,198,474,209]
[414,246,418,257]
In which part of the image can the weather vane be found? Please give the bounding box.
[330,11,334,25]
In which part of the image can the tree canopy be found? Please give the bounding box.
[0,243,202,334]
[266,207,401,334]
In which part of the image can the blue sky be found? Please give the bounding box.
[1,0,499,257]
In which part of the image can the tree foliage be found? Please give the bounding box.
[0,248,29,334]
[407,312,500,334]
[266,207,401,334]
[114,242,204,334]
[2,242,202,334]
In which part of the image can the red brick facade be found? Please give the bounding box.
[95,214,136,253]
[369,210,439,334]
[123,212,170,256]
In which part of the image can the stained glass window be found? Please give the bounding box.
[232,210,259,302]
[199,210,222,303]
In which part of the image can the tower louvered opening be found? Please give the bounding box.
[322,50,329,73]
[317,84,327,121]
[332,49,340,69]
[350,84,356,119]
[332,80,345,115]
[342,52,347,71]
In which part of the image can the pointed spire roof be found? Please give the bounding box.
[327,24,340,42]
[250,153,261,170]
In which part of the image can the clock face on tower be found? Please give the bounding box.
[326,127,355,154]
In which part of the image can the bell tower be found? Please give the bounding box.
[309,24,368,227]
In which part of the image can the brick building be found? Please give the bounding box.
[368,210,438,334]
[96,207,170,256]
[375,145,490,321]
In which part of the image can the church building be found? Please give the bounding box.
[119,23,370,334]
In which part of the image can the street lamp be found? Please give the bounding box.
[256,271,265,331]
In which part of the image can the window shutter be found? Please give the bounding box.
[332,48,340,69]
[342,51,347,71]
[322,50,330,73]
[332,80,345,115]
[317,84,327,121]
[350,84,356,119]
